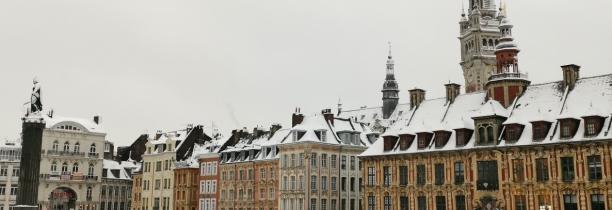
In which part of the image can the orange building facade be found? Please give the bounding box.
[174,167,200,210]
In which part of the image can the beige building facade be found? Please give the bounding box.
[37,115,106,210]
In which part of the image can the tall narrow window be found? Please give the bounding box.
[591,194,605,210]
[399,166,408,186]
[563,194,578,210]
[330,155,337,168]
[73,142,80,153]
[455,195,466,210]
[311,199,317,210]
[587,155,602,180]
[515,195,526,210]
[321,154,327,168]
[367,167,376,186]
[561,157,575,182]
[400,196,409,210]
[383,166,391,186]
[311,153,317,168]
[63,141,70,152]
[384,196,392,210]
[435,196,446,210]
[321,176,327,191]
[418,196,427,210]
[417,164,426,186]
[434,164,444,185]
[512,159,524,182]
[477,161,498,190]
[311,176,317,191]
[454,162,464,185]
[341,156,347,170]
[535,158,549,182]
[367,195,375,210]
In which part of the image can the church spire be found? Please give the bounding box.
[386,41,395,80]
[382,42,399,119]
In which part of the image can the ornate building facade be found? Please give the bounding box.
[37,115,106,210]
[459,0,503,93]
[359,6,612,210]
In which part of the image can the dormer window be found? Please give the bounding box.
[382,136,398,151]
[531,121,552,141]
[293,131,306,141]
[433,131,451,148]
[417,132,433,149]
[582,116,605,137]
[352,133,361,145]
[504,124,524,142]
[454,129,473,147]
[366,133,379,144]
[476,124,496,145]
[398,134,415,150]
[314,130,327,142]
[559,119,580,139]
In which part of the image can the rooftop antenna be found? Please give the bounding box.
[461,0,466,16]
[388,41,392,58]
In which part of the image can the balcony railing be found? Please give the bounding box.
[488,72,528,81]
[88,153,100,158]
[44,150,85,157]
[40,173,98,182]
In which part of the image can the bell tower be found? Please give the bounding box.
[382,42,399,119]
[485,10,530,108]
[459,0,503,93]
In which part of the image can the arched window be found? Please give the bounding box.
[495,39,499,46]
[52,141,59,151]
[86,187,93,199]
[51,161,58,172]
[482,39,487,47]
[488,39,494,47]
[487,126,495,143]
[63,141,70,152]
[61,162,69,173]
[90,144,96,153]
[73,163,79,173]
[74,142,80,153]
[88,164,95,176]
[478,127,486,144]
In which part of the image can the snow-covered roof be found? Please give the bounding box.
[360,74,612,157]
[45,115,105,134]
[103,159,133,180]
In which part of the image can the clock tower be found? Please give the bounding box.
[459,0,504,93]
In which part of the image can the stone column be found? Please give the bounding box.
[15,117,46,210]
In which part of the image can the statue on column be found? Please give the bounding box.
[30,77,42,114]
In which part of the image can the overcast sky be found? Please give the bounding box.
[1,0,611,146]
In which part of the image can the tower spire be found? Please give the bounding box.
[381,42,399,119]
[387,41,392,58]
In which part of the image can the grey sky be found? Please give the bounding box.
[1,0,611,146]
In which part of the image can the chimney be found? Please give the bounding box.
[291,108,304,127]
[270,124,282,136]
[445,83,461,103]
[561,64,580,90]
[409,88,426,109]
[93,115,100,124]
[322,109,334,126]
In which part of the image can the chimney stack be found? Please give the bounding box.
[93,115,100,124]
[561,64,580,90]
[445,83,461,103]
[292,108,304,127]
[409,88,426,109]
[322,109,334,126]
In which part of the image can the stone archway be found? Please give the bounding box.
[49,187,78,210]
